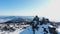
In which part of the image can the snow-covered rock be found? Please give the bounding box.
[20,16,58,34]
[20,23,57,34]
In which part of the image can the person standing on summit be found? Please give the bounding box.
[30,16,40,34]
[33,16,39,21]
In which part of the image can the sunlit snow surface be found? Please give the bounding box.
[0,23,60,34]
[20,23,51,34]
[20,23,60,34]
[0,27,24,34]
[0,25,29,34]
[56,26,60,34]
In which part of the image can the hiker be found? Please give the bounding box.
[40,17,50,25]
[40,17,45,25]
[30,16,40,34]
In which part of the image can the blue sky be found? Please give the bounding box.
[0,0,60,21]
[0,0,49,16]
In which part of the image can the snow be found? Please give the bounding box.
[0,23,59,34]
[20,23,51,34]
[0,19,11,23]
[20,26,33,34]
[0,28,24,34]
[0,25,29,34]
[20,22,60,34]
[56,26,60,32]
[0,23,60,34]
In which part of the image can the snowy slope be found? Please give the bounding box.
[20,23,59,34]
[0,29,24,34]
[20,26,33,34]
[20,23,50,34]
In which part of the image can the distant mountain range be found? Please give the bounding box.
[0,16,60,24]
[0,16,34,23]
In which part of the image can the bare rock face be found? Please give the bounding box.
[48,26,57,34]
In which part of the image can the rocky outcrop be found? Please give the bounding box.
[20,16,58,34]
